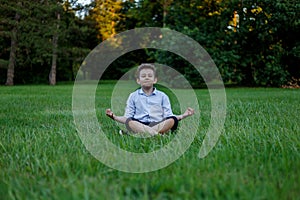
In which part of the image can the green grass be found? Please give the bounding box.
[0,84,300,199]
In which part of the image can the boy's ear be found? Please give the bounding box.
[154,77,158,84]
[136,78,140,84]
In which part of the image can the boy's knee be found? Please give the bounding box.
[125,117,134,132]
[166,116,178,131]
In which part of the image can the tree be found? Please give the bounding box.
[48,0,65,85]
[233,0,299,86]
[0,1,23,85]
[1,0,299,86]
[90,0,124,40]
[0,0,94,84]
[5,12,20,86]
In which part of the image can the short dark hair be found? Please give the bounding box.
[136,63,157,78]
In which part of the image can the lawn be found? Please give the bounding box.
[0,83,299,199]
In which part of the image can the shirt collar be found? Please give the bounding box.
[138,87,157,96]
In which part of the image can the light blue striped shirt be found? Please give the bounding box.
[124,88,174,123]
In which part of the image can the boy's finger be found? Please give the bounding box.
[106,113,114,119]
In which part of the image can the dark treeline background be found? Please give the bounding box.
[0,0,299,87]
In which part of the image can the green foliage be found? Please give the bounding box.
[0,59,8,69]
[234,0,300,86]
[125,0,164,27]
[89,0,124,40]
[0,0,94,84]
[0,0,299,86]
[146,0,300,86]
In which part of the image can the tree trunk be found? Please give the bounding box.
[5,13,20,86]
[49,12,60,85]
[162,0,173,28]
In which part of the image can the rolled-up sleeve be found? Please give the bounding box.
[124,93,135,118]
[162,94,174,118]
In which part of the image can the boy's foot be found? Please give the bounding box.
[119,129,128,135]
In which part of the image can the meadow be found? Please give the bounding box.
[0,83,299,199]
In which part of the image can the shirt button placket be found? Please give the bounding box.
[146,96,150,122]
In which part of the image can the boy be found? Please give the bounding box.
[106,63,194,135]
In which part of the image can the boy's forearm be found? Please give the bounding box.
[176,112,191,121]
[176,114,184,121]
[113,115,127,124]
[176,107,195,121]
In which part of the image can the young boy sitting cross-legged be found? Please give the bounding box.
[106,63,194,135]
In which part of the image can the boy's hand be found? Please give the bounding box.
[183,107,195,118]
[106,109,114,120]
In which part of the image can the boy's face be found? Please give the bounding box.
[137,68,157,88]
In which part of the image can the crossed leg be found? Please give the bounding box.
[151,118,175,134]
[126,118,176,135]
[127,120,158,135]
